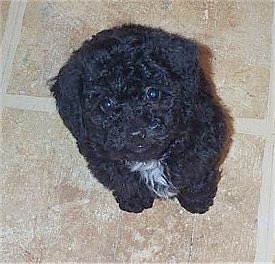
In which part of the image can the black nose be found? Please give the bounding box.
[129,129,146,140]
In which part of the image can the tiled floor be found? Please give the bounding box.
[1,0,274,262]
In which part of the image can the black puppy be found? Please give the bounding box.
[51,24,229,213]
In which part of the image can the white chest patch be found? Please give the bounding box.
[128,160,178,198]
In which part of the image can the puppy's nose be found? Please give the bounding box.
[129,129,146,140]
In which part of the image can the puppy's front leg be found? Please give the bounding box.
[176,168,219,214]
[112,171,155,213]
[88,159,154,213]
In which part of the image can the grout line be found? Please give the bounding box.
[188,214,197,262]
[234,118,267,137]
[3,94,56,113]
[2,93,269,137]
[112,209,122,262]
[254,3,275,262]
[0,0,27,121]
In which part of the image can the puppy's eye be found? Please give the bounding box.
[100,98,113,112]
[146,88,161,101]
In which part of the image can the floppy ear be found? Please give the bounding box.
[50,52,85,141]
[166,37,201,96]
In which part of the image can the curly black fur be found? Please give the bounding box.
[50,24,231,214]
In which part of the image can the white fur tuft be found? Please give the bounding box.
[128,160,177,198]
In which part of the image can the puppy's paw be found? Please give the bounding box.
[115,195,154,213]
[177,192,214,214]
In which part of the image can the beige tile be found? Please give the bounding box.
[7,0,114,97]
[212,1,272,67]
[209,1,273,119]
[167,0,272,119]
[115,199,194,262]
[7,1,68,97]
[43,181,120,263]
[0,1,10,40]
[2,108,120,262]
[190,134,265,262]
[215,60,270,119]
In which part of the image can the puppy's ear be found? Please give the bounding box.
[166,37,201,95]
[50,52,84,141]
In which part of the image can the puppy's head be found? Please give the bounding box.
[51,24,201,162]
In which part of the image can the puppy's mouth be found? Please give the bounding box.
[123,139,171,162]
